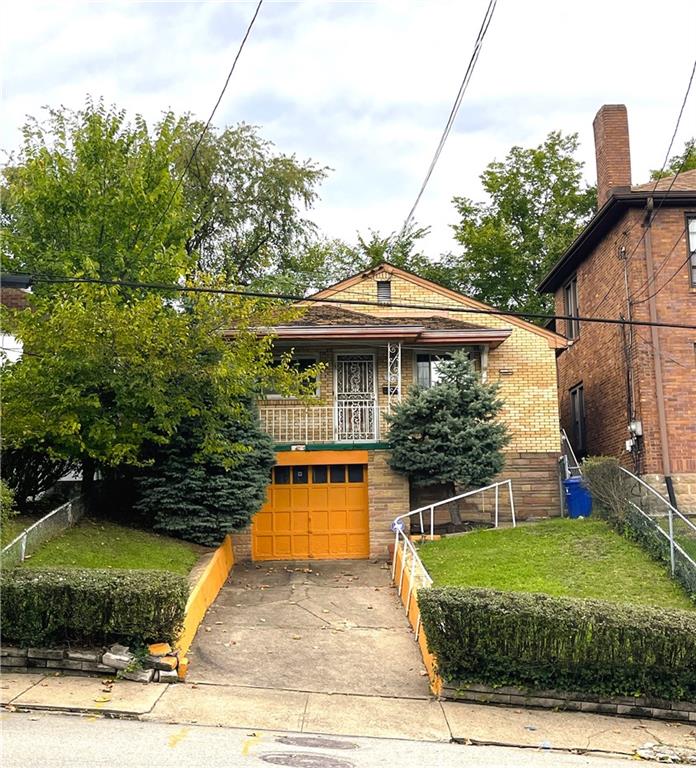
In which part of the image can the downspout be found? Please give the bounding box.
[643,198,678,508]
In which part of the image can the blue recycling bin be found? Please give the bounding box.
[563,476,592,518]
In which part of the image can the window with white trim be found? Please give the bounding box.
[563,275,580,340]
[688,216,696,288]
[569,383,586,456]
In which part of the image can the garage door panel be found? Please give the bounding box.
[347,508,368,529]
[310,509,329,531]
[272,488,292,510]
[292,511,309,533]
[292,535,310,558]
[308,487,329,507]
[328,508,348,529]
[348,533,369,555]
[253,463,368,561]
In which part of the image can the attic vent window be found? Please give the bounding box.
[377,280,392,304]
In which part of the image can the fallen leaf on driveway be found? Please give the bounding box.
[94,695,111,703]
[292,635,302,640]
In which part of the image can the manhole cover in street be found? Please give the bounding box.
[259,753,354,768]
[275,736,358,751]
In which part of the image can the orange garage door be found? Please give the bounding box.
[252,463,369,561]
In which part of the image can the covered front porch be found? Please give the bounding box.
[256,307,511,445]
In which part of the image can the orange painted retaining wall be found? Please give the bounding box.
[393,545,443,696]
[178,535,234,657]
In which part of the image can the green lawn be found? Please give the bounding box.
[418,518,694,611]
[22,518,201,575]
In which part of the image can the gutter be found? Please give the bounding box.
[642,198,678,509]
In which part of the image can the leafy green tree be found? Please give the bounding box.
[308,223,436,291]
[176,120,328,286]
[133,402,275,546]
[444,131,596,317]
[0,101,312,484]
[650,138,696,180]
[0,480,17,537]
[387,352,509,520]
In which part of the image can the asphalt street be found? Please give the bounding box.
[0,711,657,768]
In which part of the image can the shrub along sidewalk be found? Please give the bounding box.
[418,518,694,611]
[21,518,201,575]
[1,567,188,647]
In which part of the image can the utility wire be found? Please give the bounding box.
[631,244,695,305]
[585,56,696,318]
[135,0,263,260]
[7,272,696,332]
[400,0,497,233]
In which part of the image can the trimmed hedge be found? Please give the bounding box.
[0,568,188,647]
[419,587,696,700]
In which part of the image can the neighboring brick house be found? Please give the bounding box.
[229,263,564,562]
[539,104,696,510]
[0,287,28,364]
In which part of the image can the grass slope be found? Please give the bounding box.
[23,518,201,575]
[419,518,694,611]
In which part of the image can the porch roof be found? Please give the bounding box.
[229,305,513,347]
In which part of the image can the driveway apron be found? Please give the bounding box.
[187,560,429,697]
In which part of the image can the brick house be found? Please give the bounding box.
[230,263,564,562]
[538,104,696,510]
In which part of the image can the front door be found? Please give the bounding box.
[334,354,377,441]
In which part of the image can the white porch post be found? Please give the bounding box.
[386,341,402,413]
[480,344,489,383]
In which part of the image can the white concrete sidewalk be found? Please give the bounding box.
[4,672,696,761]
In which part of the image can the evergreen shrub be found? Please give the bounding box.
[387,351,508,488]
[134,403,275,546]
[0,567,188,647]
[419,587,696,700]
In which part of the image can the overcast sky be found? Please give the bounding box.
[2,0,695,259]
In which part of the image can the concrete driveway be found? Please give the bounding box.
[187,560,429,698]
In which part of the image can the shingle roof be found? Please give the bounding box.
[630,168,696,193]
[285,304,486,330]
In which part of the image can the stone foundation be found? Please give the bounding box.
[230,526,252,562]
[411,451,561,530]
[642,473,696,514]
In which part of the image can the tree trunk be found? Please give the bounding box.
[81,456,96,511]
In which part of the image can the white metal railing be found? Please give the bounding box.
[390,480,516,640]
[1,496,86,567]
[259,400,387,443]
[620,467,696,576]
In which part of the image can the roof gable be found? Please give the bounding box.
[307,263,565,348]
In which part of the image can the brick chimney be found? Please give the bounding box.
[593,104,632,207]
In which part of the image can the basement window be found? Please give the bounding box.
[376,280,392,304]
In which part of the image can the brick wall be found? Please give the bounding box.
[0,288,29,310]
[554,204,696,509]
[367,450,410,558]
[329,273,562,456]
[411,450,561,527]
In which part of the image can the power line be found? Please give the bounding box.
[9,272,696,332]
[400,0,497,233]
[632,244,695,305]
[585,56,696,319]
[135,0,264,260]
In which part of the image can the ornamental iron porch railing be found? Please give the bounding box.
[258,400,388,443]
